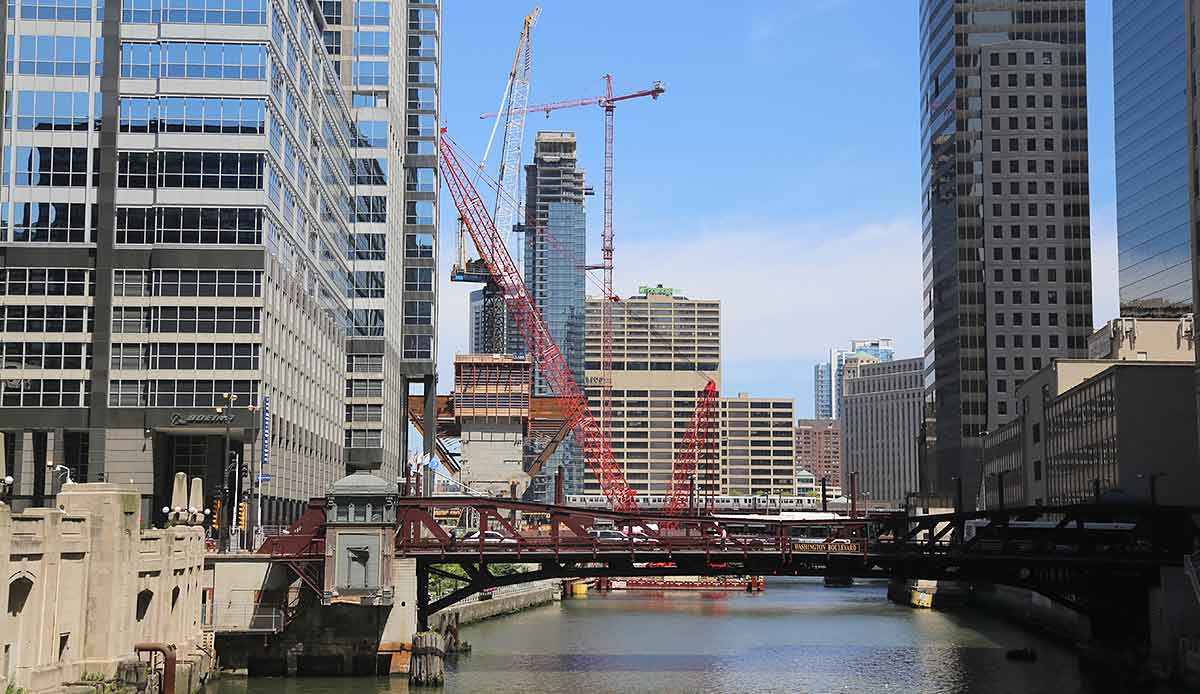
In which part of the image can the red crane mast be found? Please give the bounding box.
[439,131,639,512]
[665,380,719,518]
[480,77,665,445]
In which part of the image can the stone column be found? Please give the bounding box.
[58,484,141,673]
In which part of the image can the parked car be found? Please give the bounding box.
[461,530,517,545]
[588,528,630,543]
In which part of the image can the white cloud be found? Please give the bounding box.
[436,213,926,400]
[613,215,926,367]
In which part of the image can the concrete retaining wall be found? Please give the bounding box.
[431,584,559,631]
[970,583,1090,642]
[0,484,211,694]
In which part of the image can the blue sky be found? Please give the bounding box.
[435,1,1119,419]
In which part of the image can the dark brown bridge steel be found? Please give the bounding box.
[393,497,1200,635]
[257,495,1199,641]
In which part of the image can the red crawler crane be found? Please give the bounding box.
[480,76,665,444]
[439,131,639,513]
[665,380,719,518]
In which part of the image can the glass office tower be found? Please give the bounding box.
[1114,0,1191,316]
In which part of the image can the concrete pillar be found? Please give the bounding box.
[422,375,436,496]
[378,558,418,674]
[57,484,142,673]
[0,502,11,691]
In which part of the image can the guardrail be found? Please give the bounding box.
[210,606,284,633]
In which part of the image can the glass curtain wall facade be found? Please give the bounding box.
[523,132,586,501]
[919,0,1093,502]
[1113,0,1191,316]
[320,0,440,476]
[0,0,366,523]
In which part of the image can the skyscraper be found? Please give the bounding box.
[0,0,425,520]
[583,287,720,497]
[1113,0,1191,316]
[841,357,924,504]
[813,362,833,419]
[813,339,893,419]
[523,131,587,500]
[321,0,441,478]
[919,1,1093,500]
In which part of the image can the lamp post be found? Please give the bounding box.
[1137,472,1166,506]
[849,471,858,518]
[216,392,238,550]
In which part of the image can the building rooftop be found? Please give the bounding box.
[328,471,396,497]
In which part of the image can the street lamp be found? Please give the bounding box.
[1137,472,1167,506]
[216,392,239,550]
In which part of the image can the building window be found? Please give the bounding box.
[404,300,433,326]
[403,335,432,360]
[404,267,433,292]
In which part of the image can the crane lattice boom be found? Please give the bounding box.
[439,132,639,512]
[665,380,719,518]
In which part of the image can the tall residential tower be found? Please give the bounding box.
[523,131,587,500]
[919,0,1093,500]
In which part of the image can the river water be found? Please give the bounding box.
[211,578,1184,694]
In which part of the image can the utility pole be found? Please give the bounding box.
[849,471,858,519]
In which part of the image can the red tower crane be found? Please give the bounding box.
[480,76,665,445]
[439,131,639,512]
[665,380,719,518]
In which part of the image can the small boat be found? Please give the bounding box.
[1006,648,1038,662]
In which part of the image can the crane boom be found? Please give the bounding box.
[492,8,540,238]
[665,380,719,518]
[479,77,665,452]
[439,131,639,513]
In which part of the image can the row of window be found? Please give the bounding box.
[110,342,260,370]
[123,0,267,25]
[11,90,95,131]
[116,207,263,245]
[0,341,92,370]
[1,203,92,244]
[344,429,382,449]
[0,268,91,296]
[112,269,262,297]
[120,96,266,135]
[0,379,89,407]
[1,305,93,332]
[108,379,259,407]
[112,306,262,334]
[118,151,265,190]
[121,42,267,80]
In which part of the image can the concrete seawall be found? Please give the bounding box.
[431,582,560,631]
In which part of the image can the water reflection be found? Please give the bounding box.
[211,578,1184,694]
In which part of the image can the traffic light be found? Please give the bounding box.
[211,499,221,530]
[238,501,247,529]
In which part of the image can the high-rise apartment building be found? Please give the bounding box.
[720,394,795,496]
[813,339,894,419]
[841,357,924,504]
[850,338,896,362]
[813,362,833,418]
[918,1,1093,499]
[583,287,720,497]
[320,2,441,481]
[0,0,431,521]
[523,131,587,501]
[1114,1,1191,317]
[795,419,842,491]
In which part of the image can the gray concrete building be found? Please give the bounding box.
[0,0,440,523]
[919,1,1094,500]
[1087,316,1195,362]
[840,356,924,505]
[320,1,441,483]
[983,360,1200,508]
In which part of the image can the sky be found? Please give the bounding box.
[434,1,1120,420]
